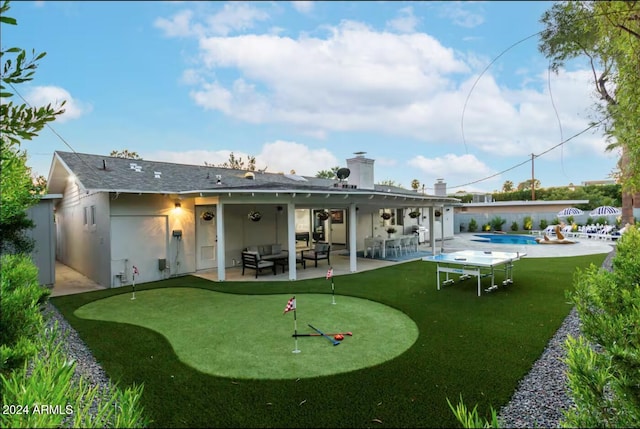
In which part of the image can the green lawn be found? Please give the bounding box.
[50,254,607,428]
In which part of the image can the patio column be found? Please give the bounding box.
[428,207,437,255]
[216,203,226,281]
[287,202,297,280]
[349,203,357,273]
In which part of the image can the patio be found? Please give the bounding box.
[49,233,615,296]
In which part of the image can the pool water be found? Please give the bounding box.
[472,233,538,245]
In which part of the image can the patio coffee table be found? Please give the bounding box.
[274,254,305,273]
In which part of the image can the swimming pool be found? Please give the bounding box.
[472,233,538,245]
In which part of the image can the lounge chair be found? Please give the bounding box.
[241,251,276,278]
[301,242,331,267]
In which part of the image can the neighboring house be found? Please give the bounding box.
[46,151,462,287]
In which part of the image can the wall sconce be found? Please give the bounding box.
[175,202,181,209]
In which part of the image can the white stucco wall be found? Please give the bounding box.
[55,182,111,286]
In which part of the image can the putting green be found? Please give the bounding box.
[74,288,418,380]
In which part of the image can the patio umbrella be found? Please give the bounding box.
[589,206,621,216]
[557,207,584,217]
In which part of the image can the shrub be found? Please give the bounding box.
[539,219,548,230]
[0,254,50,375]
[490,216,506,231]
[523,216,533,231]
[563,225,640,427]
[468,219,478,232]
[0,322,149,428]
[595,216,607,225]
[483,223,491,231]
[510,221,519,231]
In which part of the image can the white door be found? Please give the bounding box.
[111,215,168,285]
[196,206,217,270]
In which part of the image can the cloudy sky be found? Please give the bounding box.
[6,1,619,193]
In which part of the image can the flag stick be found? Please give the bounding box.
[327,266,336,305]
[331,279,336,305]
[292,308,300,353]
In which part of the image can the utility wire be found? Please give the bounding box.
[449,117,608,190]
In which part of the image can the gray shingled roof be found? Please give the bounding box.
[53,151,433,198]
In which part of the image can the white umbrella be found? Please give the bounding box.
[589,206,621,216]
[557,207,584,217]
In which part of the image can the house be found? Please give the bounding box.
[46,151,461,287]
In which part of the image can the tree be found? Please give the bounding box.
[1,0,64,254]
[539,1,640,224]
[206,152,257,170]
[502,180,514,192]
[110,149,141,159]
[516,179,541,191]
[316,166,339,179]
[378,179,401,187]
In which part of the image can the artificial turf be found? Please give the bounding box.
[50,253,607,428]
[73,290,419,379]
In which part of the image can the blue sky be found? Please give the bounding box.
[6,1,619,194]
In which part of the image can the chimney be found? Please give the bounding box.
[346,152,375,190]
[434,178,447,196]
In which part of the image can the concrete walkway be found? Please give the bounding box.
[49,233,615,297]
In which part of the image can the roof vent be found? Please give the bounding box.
[244,172,255,180]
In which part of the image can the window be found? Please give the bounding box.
[83,207,88,225]
[90,205,96,226]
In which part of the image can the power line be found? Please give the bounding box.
[449,117,608,190]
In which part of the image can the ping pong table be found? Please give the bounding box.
[422,250,526,296]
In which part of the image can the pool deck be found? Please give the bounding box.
[448,232,615,259]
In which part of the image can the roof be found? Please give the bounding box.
[47,151,462,205]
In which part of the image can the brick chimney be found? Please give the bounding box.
[346,152,375,190]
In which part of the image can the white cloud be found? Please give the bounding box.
[205,2,270,36]
[160,7,609,172]
[409,153,497,187]
[148,140,338,177]
[155,3,269,38]
[24,86,90,123]
[191,22,468,134]
[386,6,419,34]
[258,140,337,175]
[291,1,314,15]
[154,9,200,38]
[438,3,485,28]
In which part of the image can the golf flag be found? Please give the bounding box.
[326,267,333,279]
[283,296,296,314]
[133,265,139,276]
